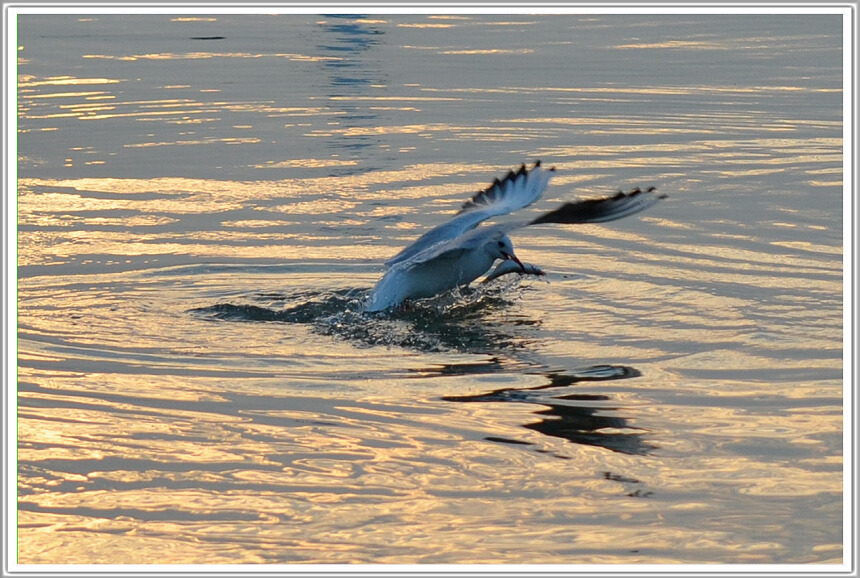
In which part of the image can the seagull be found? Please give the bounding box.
[365,161,666,312]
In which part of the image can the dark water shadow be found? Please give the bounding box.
[191,290,654,454]
[440,364,656,456]
[190,281,653,454]
[191,283,542,354]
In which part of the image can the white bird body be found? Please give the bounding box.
[365,161,665,312]
[367,227,517,311]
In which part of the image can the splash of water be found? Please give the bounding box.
[191,279,539,353]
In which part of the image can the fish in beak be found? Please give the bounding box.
[501,251,525,272]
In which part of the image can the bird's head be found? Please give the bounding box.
[488,234,524,272]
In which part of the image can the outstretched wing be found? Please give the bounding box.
[458,160,553,215]
[385,161,554,267]
[394,225,505,271]
[527,186,666,227]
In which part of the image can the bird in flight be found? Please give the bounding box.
[365,161,665,312]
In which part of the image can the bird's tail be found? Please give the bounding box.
[529,187,666,226]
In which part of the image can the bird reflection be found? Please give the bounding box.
[442,365,655,455]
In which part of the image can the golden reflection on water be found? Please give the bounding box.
[18,75,121,88]
[82,52,342,62]
[16,13,843,565]
[442,48,535,55]
[18,323,843,562]
[615,40,729,50]
[421,84,841,96]
[124,136,261,146]
[18,71,351,128]
[17,372,843,563]
[255,158,358,169]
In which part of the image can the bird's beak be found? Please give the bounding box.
[502,251,525,272]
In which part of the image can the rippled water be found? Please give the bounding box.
[15,13,845,565]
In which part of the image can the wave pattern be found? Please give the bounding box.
[16,14,843,565]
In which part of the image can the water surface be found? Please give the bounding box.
[16,13,844,565]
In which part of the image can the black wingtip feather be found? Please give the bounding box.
[528,186,664,226]
[460,161,552,211]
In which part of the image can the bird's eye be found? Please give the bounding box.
[497,241,504,247]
